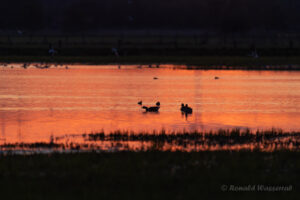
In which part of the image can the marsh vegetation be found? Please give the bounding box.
[1,129,300,153]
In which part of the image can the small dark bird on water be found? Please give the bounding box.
[142,102,160,112]
[138,101,142,105]
[181,103,193,114]
[142,106,160,112]
[153,77,158,80]
[215,76,219,80]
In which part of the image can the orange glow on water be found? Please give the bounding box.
[0,64,300,144]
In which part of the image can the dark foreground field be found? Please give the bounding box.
[0,151,299,200]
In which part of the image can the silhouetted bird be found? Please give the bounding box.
[142,106,160,112]
[138,101,142,105]
[215,76,219,80]
[142,102,160,112]
[181,103,193,114]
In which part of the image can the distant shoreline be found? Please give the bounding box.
[1,56,300,70]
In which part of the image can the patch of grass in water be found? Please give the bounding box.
[1,128,300,152]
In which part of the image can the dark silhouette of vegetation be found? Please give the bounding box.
[0,151,299,199]
[1,129,300,152]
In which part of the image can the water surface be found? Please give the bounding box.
[1,64,300,143]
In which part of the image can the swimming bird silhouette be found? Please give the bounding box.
[142,106,160,112]
[142,102,161,112]
[181,103,193,114]
[138,101,143,105]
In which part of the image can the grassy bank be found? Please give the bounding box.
[1,55,300,69]
[0,151,299,200]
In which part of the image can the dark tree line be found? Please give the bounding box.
[0,0,299,33]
